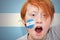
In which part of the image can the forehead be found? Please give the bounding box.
[26,4,45,14]
[27,4,38,13]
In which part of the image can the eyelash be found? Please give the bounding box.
[32,14,35,16]
[42,14,46,18]
[43,14,46,16]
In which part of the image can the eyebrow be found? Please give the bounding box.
[32,11,38,14]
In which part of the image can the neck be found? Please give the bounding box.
[27,34,47,40]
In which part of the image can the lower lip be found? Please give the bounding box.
[35,30,42,36]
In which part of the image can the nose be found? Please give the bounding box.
[36,16,43,24]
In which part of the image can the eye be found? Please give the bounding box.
[32,14,35,16]
[42,14,46,18]
[43,14,46,16]
[30,11,37,17]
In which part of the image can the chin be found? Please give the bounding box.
[33,36,43,40]
[33,32,46,40]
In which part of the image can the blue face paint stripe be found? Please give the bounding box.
[26,19,34,29]
[27,19,34,22]
[27,24,34,29]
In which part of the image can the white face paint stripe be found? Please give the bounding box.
[26,21,35,26]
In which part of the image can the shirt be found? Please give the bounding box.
[17,25,60,40]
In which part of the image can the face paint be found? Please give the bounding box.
[26,19,35,29]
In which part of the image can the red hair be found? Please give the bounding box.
[21,0,55,20]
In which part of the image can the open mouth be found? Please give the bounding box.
[35,26,43,33]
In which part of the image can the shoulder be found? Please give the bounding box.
[49,25,60,40]
[53,25,60,38]
[16,34,27,40]
[47,25,60,40]
[52,25,60,35]
[50,24,60,33]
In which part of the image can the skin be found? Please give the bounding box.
[23,4,52,40]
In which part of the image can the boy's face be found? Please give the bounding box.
[24,4,52,40]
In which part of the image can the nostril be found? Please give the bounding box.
[36,22,42,24]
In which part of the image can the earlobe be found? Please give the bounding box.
[22,19,26,26]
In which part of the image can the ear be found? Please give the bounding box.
[22,19,26,26]
[51,14,54,21]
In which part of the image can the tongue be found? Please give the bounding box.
[35,27,42,33]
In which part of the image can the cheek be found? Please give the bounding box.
[27,28,35,35]
[43,18,51,32]
[43,25,50,32]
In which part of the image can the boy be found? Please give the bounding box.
[17,0,60,40]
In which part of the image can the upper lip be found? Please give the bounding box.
[35,26,43,30]
[35,26,42,28]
